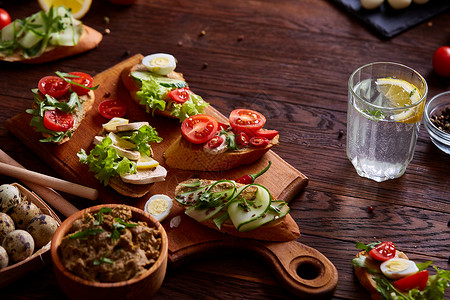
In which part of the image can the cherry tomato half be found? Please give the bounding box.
[68,72,94,96]
[235,132,249,147]
[255,129,279,140]
[168,87,190,104]
[229,109,266,136]
[369,241,396,261]
[43,110,74,132]
[38,76,70,99]
[181,114,218,144]
[250,136,270,147]
[0,8,11,30]
[98,99,127,119]
[393,270,429,291]
[207,135,224,148]
[433,46,450,77]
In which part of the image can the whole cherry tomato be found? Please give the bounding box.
[181,114,218,144]
[38,76,70,99]
[432,46,450,77]
[0,8,11,30]
[369,241,396,261]
[43,110,74,132]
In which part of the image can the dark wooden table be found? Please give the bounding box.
[1,0,449,299]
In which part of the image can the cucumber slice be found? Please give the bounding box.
[131,71,188,89]
[19,30,43,49]
[238,201,290,232]
[227,184,272,231]
[185,204,227,222]
[1,21,21,42]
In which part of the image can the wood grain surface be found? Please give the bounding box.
[0,0,449,299]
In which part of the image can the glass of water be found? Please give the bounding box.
[346,62,428,182]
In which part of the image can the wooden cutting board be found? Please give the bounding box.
[5,54,337,298]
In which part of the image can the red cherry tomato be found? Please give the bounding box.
[98,99,127,119]
[43,110,74,132]
[168,87,190,104]
[393,270,429,291]
[369,241,396,261]
[250,136,270,147]
[68,72,94,96]
[0,8,11,30]
[432,46,450,77]
[207,135,224,148]
[181,114,218,144]
[38,76,70,99]
[217,122,229,130]
[229,109,266,135]
[236,132,249,147]
[255,129,279,140]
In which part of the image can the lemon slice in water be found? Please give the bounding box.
[38,0,92,19]
[376,78,423,123]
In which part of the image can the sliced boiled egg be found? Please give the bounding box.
[380,258,419,280]
[102,117,129,132]
[145,194,173,222]
[137,155,159,170]
[142,53,176,75]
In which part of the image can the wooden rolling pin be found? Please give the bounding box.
[0,149,80,217]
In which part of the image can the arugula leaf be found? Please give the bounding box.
[213,211,229,230]
[220,129,239,150]
[356,241,382,253]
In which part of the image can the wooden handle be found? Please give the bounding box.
[0,162,98,200]
[0,149,79,217]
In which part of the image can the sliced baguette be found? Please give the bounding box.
[164,134,279,171]
[354,250,409,300]
[175,179,299,242]
[39,90,95,144]
[108,176,154,198]
[120,64,186,119]
[1,25,102,64]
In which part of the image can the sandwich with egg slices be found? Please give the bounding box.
[352,241,450,300]
[0,6,102,64]
[78,118,167,198]
[174,178,299,241]
[120,53,209,122]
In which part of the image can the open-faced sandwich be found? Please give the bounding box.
[0,6,102,64]
[352,241,450,300]
[26,71,97,144]
[174,177,299,241]
[164,109,279,171]
[120,53,208,121]
[78,118,167,198]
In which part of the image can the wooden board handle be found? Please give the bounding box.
[0,162,98,200]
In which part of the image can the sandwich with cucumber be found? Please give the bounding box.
[352,241,450,300]
[121,53,209,122]
[78,118,167,198]
[0,6,102,64]
[174,178,299,241]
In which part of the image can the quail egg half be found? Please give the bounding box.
[380,257,419,280]
[144,194,173,222]
[142,53,176,75]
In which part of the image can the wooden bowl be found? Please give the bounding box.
[0,183,62,288]
[51,204,168,300]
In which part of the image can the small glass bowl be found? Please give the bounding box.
[423,91,450,154]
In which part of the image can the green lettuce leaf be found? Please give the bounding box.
[116,124,162,156]
[170,93,209,121]
[135,79,169,114]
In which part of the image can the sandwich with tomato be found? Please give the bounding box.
[121,53,208,121]
[0,6,102,64]
[352,241,450,300]
[26,71,97,144]
[78,118,167,198]
[164,109,279,171]
[174,178,299,241]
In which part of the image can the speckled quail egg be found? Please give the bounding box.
[0,212,15,242]
[26,214,59,249]
[0,184,21,213]
[2,230,34,263]
[145,194,173,222]
[10,200,41,229]
[387,0,412,9]
[360,0,384,10]
[0,245,8,269]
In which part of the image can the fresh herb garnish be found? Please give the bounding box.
[69,227,104,240]
[179,180,202,188]
[93,254,114,266]
[363,109,384,120]
[116,125,162,156]
[356,241,382,253]
[220,129,239,150]
[110,218,138,241]
[55,71,100,92]
[93,207,113,225]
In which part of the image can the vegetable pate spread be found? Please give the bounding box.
[59,205,161,282]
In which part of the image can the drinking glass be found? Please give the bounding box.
[346,62,428,182]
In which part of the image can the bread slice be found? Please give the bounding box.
[120,64,188,119]
[175,179,300,241]
[164,134,279,171]
[38,90,95,144]
[1,25,102,64]
[354,250,409,300]
[108,176,154,198]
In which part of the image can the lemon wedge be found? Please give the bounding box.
[102,117,129,132]
[376,77,423,123]
[38,0,92,19]
[107,132,136,149]
[137,155,159,170]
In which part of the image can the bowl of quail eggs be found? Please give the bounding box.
[0,183,61,287]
